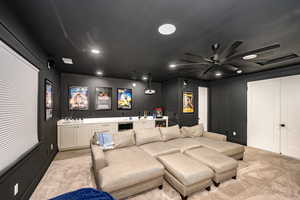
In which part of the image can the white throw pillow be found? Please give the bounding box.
[135,128,162,145]
[181,124,204,138]
[160,125,181,141]
[113,130,135,149]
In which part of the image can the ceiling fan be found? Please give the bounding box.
[171,41,281,77]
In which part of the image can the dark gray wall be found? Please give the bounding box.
[0,3,60,200]
[162,78,208,127]
[209,65,300,145]
[60,73,163,118]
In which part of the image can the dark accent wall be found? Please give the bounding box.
[60,73,163,118]
[209,65,300,145]
[162,78,207,127]
[0,3,60,200]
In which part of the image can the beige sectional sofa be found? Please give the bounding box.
[91,124,245,200]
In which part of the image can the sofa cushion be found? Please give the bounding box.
[98,146,164,192]
[195,137,244,156]
[184,147,238,174]
[166,138,202,152]
[139,142,180,157]
[158,153,214,186]
[135,128,162,145]
[160,125,181,141]
[113,130,135,149]
[181,124,204,138]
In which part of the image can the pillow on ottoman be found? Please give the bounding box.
[181,124,204,138]
[160,125,181,141]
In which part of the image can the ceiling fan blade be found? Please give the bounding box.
[175,61,211,67]
[184,52,214,63]
[255,53,299,65]
[228,43,280,61]
[222,64,239,72]
[202,66,214,76]
[221,41,243,59]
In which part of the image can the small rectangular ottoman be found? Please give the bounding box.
[184,147,238,187]
[158,152,214,200]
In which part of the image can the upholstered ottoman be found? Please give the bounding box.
[158,153,214,200]
[184,147,238,187]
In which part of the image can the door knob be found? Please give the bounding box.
[280,124,286,127]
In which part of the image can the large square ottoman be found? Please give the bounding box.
[158,153,214,200]
[184,147,238,187]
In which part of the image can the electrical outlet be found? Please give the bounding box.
[14,183,18,196]
[233,131,237,136]
[50,144,53,150]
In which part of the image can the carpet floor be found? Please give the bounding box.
[30,147,300,200]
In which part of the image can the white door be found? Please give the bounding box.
[60,126,78,150]
[280,75,300,159]
[247,79,281,153]
[198,87,208,131]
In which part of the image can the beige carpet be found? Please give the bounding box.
[30,147,300,200]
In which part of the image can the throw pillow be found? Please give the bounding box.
[113,130,135,148]
[181,124,204,138]
[160,125,181,141]
[135,128,162,145]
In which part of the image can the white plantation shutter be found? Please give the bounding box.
[0,40,39,173]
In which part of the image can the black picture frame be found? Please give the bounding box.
[182,91,194,113]
[69,86,89,110]
[95,87,112,110]
[45,79,53,120]
[117,88,132,110]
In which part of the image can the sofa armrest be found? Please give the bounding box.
[91,143,107,171]
[203,131,227,141]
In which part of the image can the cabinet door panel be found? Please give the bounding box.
[60,126,77,149]
[77,126,93,147]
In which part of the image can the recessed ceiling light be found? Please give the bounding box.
[142,75,148,80]
[169,64,177,68]
[158,24,176,35]
[132,83,137,87]
[91,49,100,54]
[215,72,222,77]
[62,57,73,64]
[96,71,103,76]
[243,54,257,60]
[236,69,243,74]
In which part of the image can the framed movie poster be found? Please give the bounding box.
[69,86,89,110]
[183,92,194,113]
[45,79,53,120]
[117,88,132,110]
[95,87,112,110]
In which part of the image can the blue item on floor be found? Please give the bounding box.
[50,188,115,200]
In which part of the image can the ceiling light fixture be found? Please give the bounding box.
[132,83,137,87]
[142,75,148,80]
[243,54,257,60]
[62,57,73,64]
[236,69,243,74]
[169,64,177,68]
[96,71,103,76]
[158,24,176,35]
[215,72,222,77]
[91,49,100,54]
